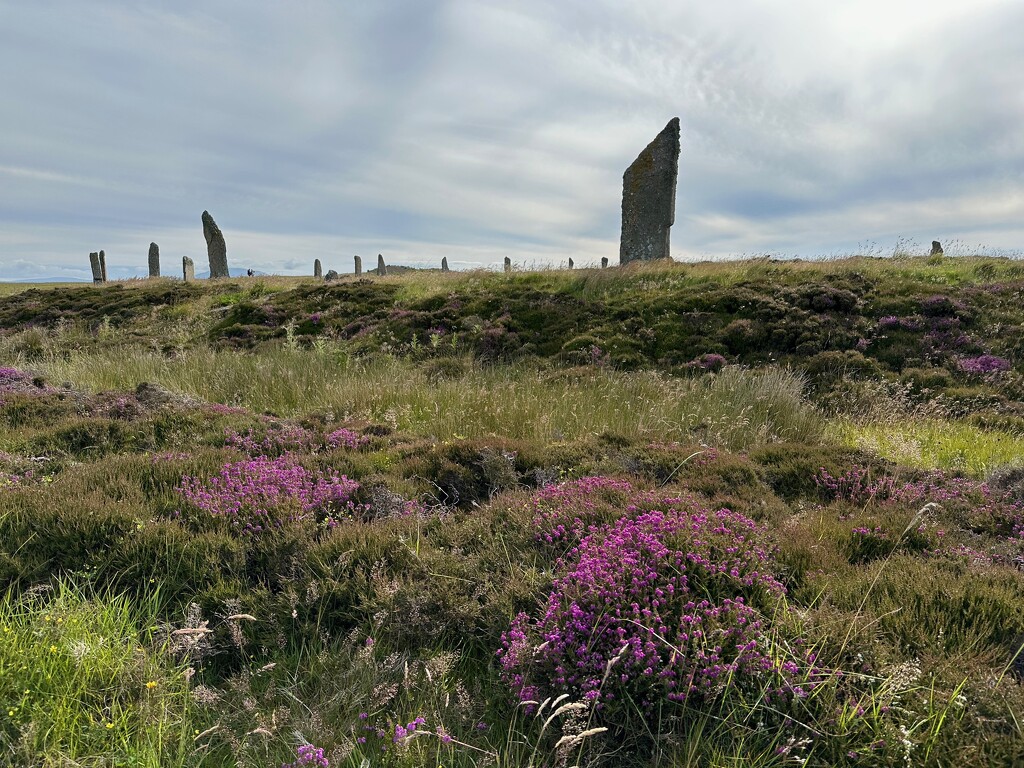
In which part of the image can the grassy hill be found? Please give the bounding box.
[0,256,1022,766]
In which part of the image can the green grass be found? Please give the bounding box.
[0,579,196,766]
[4,255,1024,766]
[827,418,1024,475]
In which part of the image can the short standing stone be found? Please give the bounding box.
[504,256,511,273]
[325,269,339,281]
[148,243,160,278]
[441,257,449,272]
[354,255,362,275]
[377,254,386,276]
[931,241,943,256]
[314,258,322,278]
[601,257,609,269]
[202,211,230,278]
[620,117,680,264]
[99,250,108,282]
[568,258,574,269]
[89,252,102,283]
[183,256,195,282]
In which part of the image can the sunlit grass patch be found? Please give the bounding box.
[0,580,195,766]
[827,418,1024,475]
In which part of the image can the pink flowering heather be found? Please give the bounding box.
[177,455,362,534]
[530,476,638,547]
[282,744,329,768]
[500,502,801,715]
[957,355,1011,374]
[326,428,370,450]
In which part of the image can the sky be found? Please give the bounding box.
[1,1,1022,280]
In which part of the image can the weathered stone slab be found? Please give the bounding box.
[325,269,340,281]
[931,241,943,256]
[601,257,608,269]
[504,257,511,273]
[314,258,322,278]
[377,254,386,276]
[354,255,362,275]
[441,257,449,272]
[619,117,680,264]
[148,243,160,277]
[183,256,195,282]
[202,211,229,278]
[89,252,102,283]
[99,250,108,282]
[568,258,574,269]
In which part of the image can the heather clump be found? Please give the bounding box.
[224,425,370,457]
[529,476,638,548]
[501,494,807,735]
[177,455,362,534]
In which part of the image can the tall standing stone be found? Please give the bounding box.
[89,252,103,283]
[601,257,609,269]
[619,117,680,264]
[568,258,574,269]
[377,254,386,276]
[148,243,160,278]
[99,250,108,282]
[441,257,449,272]
[202,211,229,278]
[354,255,362,275]
[504,257,511,273]
[183,256,195,282]
[314,259,322,278]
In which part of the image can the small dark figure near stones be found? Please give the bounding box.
[601,257,609,269]
[247,269,254,277]
[931,241,943,256]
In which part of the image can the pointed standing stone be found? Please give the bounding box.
[377,254,386,276]
[568,258,574,269]
[504,256,511,273]
[601,257,608,269]
[441,257,449,272]
[202,211,229,278]
[354,255,362,275]
[620,117,680,264]
[89,252,103,283]
[148,243,160,277]
[183,256,195,282]
[314,258,322,278]
[99,250,107,282]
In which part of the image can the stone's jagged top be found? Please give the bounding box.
[148,242,160,278]
[619,117,680,265]
[202,210,229,278]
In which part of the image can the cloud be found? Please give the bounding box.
[0,1,1021,279]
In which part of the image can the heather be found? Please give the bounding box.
[0,255,1023,766]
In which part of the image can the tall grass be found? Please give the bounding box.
[27,347,822,448]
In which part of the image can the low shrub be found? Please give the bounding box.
[500,492,807,737]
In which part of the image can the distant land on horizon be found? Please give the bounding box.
[1,268,270,283]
